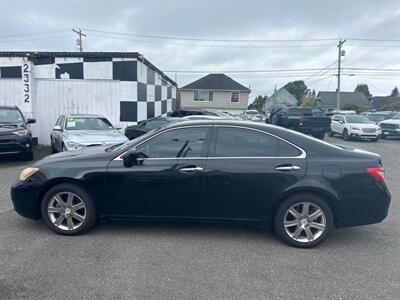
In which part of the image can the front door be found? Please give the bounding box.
[204,126,306,223]
[104,126,211,219]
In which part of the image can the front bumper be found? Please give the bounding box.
[0,134,33,155]
[381,128,400,137]
[11,179,42,220]
[349,131,381,139]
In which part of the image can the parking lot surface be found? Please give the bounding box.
[1,137,399,299]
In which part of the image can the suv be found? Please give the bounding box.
[330,114,381,141]
[0,105,36,160]
[379,112,400,139]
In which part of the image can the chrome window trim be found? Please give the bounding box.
[113,124,306,161]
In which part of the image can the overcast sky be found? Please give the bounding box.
[1,0,399,102]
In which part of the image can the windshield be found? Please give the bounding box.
[391,113,400,120]
[0,108,24,123]
[65,117,114,130]
[345,115,372,124]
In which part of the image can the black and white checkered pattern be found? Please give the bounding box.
[0,54,176,124]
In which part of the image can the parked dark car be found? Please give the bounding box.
[268,106,331,139]
[0,105,36,160]
[125,117,182,140]
[168,109,219,118]
[11,120,390,248]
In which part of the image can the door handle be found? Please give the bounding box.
[179,166,204,173]
[275,165,301,171]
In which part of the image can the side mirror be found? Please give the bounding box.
[339,120,344,124]
[27,118,36,124]
[53,125,62,131]
[122,147,139,167]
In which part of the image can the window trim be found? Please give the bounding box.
[115,124,306,160]
[193,90,214,102]
[209,125,306,159]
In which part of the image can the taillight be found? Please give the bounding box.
[367,167,385,183]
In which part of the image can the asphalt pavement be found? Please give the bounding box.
[0,138,399,299]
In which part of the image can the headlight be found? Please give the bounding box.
[66,142,85,150]
[12,129,28,136]
[350,126,361,131]
[19,167,39,181]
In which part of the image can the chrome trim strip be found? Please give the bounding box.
[114,124,307,161]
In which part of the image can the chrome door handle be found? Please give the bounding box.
[275,165,301,171]
[179,166,204,172]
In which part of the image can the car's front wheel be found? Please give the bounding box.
[41,183,97,235]
[273,193,334,248]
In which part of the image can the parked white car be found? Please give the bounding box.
[379,112,400,139]
[330,114,381,141]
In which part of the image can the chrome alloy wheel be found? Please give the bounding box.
[47,192,87,231]
[283,202,326,243]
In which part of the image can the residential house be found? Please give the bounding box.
[371,96,400,111]
[264,87,297,111]
[314,91,370,112]
[179,74,250,113]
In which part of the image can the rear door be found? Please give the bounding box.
[204,126,306,222]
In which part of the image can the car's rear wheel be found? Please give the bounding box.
[342,129,349,141]
[273,193,334,248]
[41,183,97,235]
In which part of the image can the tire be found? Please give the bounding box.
[342,129,349,141]
[381,135,386,139]
[329,131,334,137]
[40,183,97,235]
[62,143,67,152]
[313,132,325,140]
[273,193,334,248]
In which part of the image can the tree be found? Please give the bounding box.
[300,91,316,107]
[284,80,309,105]
[248,95,267,112]
[354,83,372,100]
[391,86,399,97]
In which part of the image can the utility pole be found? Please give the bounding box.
[72,28,86,52]
[336,39,346,110]
[273,84,277,106]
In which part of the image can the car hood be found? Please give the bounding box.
[35,144,115,166]
[0,123,26,136]
[379,119,400,125]
[65,130,128,145]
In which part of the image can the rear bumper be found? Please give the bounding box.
[335,184,391,228]
[0,134,33,155]
[11,179,42,220]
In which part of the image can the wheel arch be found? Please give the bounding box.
[271,187,340,227]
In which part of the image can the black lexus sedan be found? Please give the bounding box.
[11,120,391,247]
[0,105,36,160]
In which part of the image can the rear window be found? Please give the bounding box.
[287,108,312,116]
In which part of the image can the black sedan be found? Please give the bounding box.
[11,120,390,247]
[124,117,181,140]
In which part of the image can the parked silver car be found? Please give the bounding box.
[50,114,128,152]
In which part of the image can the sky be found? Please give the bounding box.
[1,0,399,103]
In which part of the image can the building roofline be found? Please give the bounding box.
[0,51,177,87]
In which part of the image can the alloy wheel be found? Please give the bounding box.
[283,202,326,243]
[47,192,87,231]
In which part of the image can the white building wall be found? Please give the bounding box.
[180,90,249,111]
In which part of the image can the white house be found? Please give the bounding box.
[179,74,250,114]
[0,52,177,145]
[264,87,297,110]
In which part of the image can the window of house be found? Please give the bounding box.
[194,90,213,101]
[231,92,240,103]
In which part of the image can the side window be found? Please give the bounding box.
[136,127,209,158]
[214,127,278,157]
[277,140,301,157]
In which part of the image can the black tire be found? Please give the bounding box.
[40,183,97,235]
[381,135,386,139]
[329,131,334,137]
[313,132,325,140]
[273,193,334,248]
[342,129,349,141]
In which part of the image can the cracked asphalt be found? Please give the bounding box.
[0,137,399,299]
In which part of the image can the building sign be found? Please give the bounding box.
[22,62,31,102]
